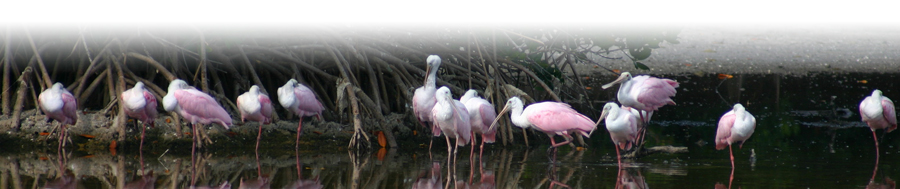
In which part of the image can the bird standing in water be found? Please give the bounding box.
[413,55,443,148]
[237,85,274,152]
[859,89,896,181]
[278,79,325,150]
[460,89,497,158]
[602,72,678,144]
[491,97,595,158]
[39,83,78,153]
[715,103,756,169]
[121,82,157,152]
[431,86,471,163]
[598,102,639,166]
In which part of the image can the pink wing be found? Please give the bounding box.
[61,92,78,125]
[479,104,497,132]
[293,86,325,116]
[259,94,274,124]
[715,111,735,150]
[174,89,233,127]
[635,77,678,111]
[143,90,158,124]
[527,102,594,136]
[883,99,897,132]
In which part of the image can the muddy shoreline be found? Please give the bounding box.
[0,110,419,154]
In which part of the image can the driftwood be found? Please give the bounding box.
[623,145,689,159]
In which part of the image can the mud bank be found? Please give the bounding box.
[0,110,416,154]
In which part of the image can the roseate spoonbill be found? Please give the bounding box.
[121,82,157,152]
[715,103,756,169]
[237,85,274,152]
[162,79,233,151]
[598,102,639,165]
[859,89,896,180]
[602,72,678,144]
[431,86,471,160]
[491,97,595,153]
[39,83,78,153]
[277,79,324,150]
[460,89,497,157]
[413,55,443,151]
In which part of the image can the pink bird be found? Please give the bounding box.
[859,89,896,179]
[277,79,325,150]
[602,72,678,144]
[121,81,158,152]
[431,86,471,161]
[38,82,78,153]
[460,89,497,157]
[237,85,274,152]
[413,55,442,136]
[163,79,233,150]
[599,102,639,166]
[493,97,595,153]
[715,103,756,169]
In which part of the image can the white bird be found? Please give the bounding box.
[237,85,274,152]
[598,102,639,166]
[715,103,756,169]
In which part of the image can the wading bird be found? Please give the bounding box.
[237,85,274,152]
[715,103,756,169]
[413,55,443,146]
[460,89,497,157]
[278,79,325,150]
[162,79,233,151]
[39,83,78,153]
[859,89,896,180]
[598,102,639,166]
[431,86,471,161]
[602,72,678,144]
[121,82,158,152]
[492,97,595,156]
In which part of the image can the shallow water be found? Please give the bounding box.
[3,72,900,189]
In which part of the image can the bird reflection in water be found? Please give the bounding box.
[867,176,896,189]
[412,162,443,189]
[43,149,76,189]
[616,165,648,189]
[286,147,322,189]
[124,171,156,189]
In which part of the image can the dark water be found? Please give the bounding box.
[3,72,900,189]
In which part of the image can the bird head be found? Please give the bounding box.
[168,79,189,92]
[134,81,145,89]
[460,89,478,103]
[872,89,883,97]
[249,85,260,94]
[52,82,65,91]
[436,86,452,102]
[601,72,633,89]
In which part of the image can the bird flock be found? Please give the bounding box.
[35,55,895,170]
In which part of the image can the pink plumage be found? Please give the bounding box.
[714,103,756,168]
[163,79,232,129]
[501,97,595,151]
[122,82,157,125]
[602,72,679,112]
[859,89,897,175]
[39,82,78,151]
[524,102,595,137]
[39,83,78,125]
[238,85,274,124]
[278,79,325,150]
[431,87,471,147]
[860,89,897,132]
[461,89,498,143]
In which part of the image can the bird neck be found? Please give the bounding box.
[425,72,437,88]
[509,104,530,128]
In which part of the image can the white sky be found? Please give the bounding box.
[2,0,898,25]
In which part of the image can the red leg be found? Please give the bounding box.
[256,122,263,153]
[616,145,622,168]
[871,130,880,182]
[729,145,735,169]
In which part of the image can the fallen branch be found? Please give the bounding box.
[623,145,688,159]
